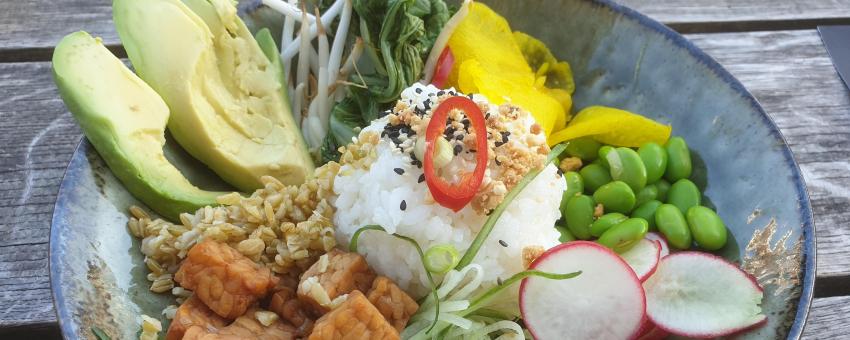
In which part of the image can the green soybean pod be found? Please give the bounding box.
[686,206,728,250]
[559,172,584,214]
[606,147,647,192]
[667,179,701,214]
[580,163,612,192]
[655,179,671,202]
[593,181,636,214]
[566,137,602,161]
[597,218,649,253]
[565,195,595,240]
[590,212,629,237]
[632,200,662,230]
[655,204,692,249]
[638,142,668,183]
[555,223,577,243]
[598,146,614,168]
[664,137,692,182]
[635,184,659,207]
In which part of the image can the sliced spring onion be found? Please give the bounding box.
[454,143,568,269]
[349,225,441,334]
[465,269,581,313]
[424,244,460,274]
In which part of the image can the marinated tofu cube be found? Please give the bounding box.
[175,240,279,318]
[269,286,314,336]
[183,311,296,340]
[166,295,228,340]
[366,276,419,331]
[308,291,399,340]
[297,250,375,314]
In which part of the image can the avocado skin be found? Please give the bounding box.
[52,31,225,221]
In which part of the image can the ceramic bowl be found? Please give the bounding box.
[50,0,815,338]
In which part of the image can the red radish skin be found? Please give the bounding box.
[520,241,646,340]
[644,232,670,257]
[636,321,670,340]
[430,47,454,89]
[620,239,661,282]
[643,252,767,338]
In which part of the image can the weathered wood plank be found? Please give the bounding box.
[803,296,850,338]
[0,62,81,327]
[2,0,850,59]
[0,0,117,61]
[619,0,850,33]
[686,30,850,281]
[1,30,849,330]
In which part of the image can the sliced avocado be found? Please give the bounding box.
[113,0,314,192]
[52,31,227,221]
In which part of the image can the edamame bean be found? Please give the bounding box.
[686,206,728,250]
[655,204,692,249]
[559,172,584,213]
[606,147,647,192]
[655,179,671,202]
[598,146,614,168]
[635,184,659,207]
[632,200,662,230]
[580,163,612,192]
[667,179,701,214]
[638,142,668,183]
[598,218,649,253]
[555,224,577,243]
[565,195,595,240]
[664,137,692,182]
[593,181,636,214]
[566,137,601,161]
[590,212,628,237]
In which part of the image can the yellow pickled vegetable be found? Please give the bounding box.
[548,106,672,147]
[447,2,564,136]
[514,31,576,95]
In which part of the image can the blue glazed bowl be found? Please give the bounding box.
[50,0,815,339]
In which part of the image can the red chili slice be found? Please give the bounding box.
[431,47,454,89]
[424,96,488,212]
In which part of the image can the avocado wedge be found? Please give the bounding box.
[113,0,314,192]
[52,31,227,221]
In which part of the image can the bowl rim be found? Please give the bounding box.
[48,0,817,339]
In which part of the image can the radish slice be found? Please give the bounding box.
[520,241,645,340]
[643,252,767,338]
[644,232,670,258]
[619,239,661,281]
[430,47,454,88]
[636,320,670,340]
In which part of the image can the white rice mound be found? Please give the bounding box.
[331,85,565,298]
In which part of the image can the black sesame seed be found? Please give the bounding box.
[455,135,464,141]
[400,200,407,211]
[453,144,462,155]
[499,240,508,247]
[415,88,422,94]
[468,93,474,99]
[495,159,502,166]
[418,174,426,183]
[501,131,510,143]
[394,168,405,175]
[424,100,432,110]
[437,90,446,96]
[557,169,564,176]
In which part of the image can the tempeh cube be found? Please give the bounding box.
[269,286,314,336]
[175,240,278,318]
[308,291,399,340]
[182,313,296,340]
[366,276,419,331]
[297,249,375,314]
[166,295,228,340]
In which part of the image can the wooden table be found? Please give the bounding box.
[2,0,850,338]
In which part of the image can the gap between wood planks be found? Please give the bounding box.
[2,15,850,62]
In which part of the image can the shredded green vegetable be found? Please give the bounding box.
[424,244,460,274]
[92,327,111,340]
[455,143,568,269]
[349,224,442,334]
